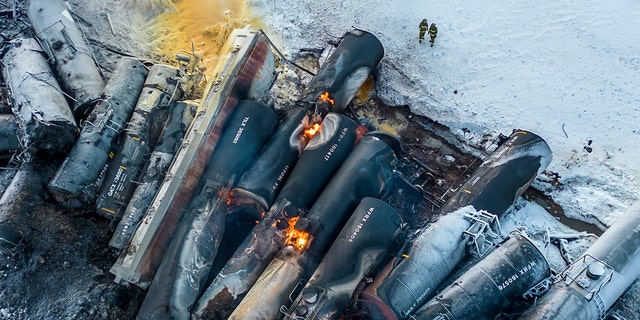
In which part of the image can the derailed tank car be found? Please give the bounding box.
[230,106,315,221]
[135,100,278,320]
[519,203,640,320]
[193,113,360,319]
[109,100,197,251]
[28,0,105,118]
[228,132,400,320]
[110,28,277,289]
[301,29,384,113]
[164,105,314,319]
[357,130,553,319]
[95,64,186,219]
[2,38,78,155]
[412,231,550,320]
[283,197,403,320]
[47,58,148,207]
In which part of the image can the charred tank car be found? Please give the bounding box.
[192,113,360,319]
[283,197,403,320]
[95,64,186,219]
[28,0,105,118]
[109,100,197,251]
[301,29,384,113]
[135,100,279,320]
[228,132,400,320]
[47,58,148,207]
[357,130,553,319]
[109,28,276,289]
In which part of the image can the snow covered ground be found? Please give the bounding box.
[3,0,637,318]
[249,0,640,231]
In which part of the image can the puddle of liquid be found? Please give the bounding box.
[148,0,262,71]
[523,188,604,236]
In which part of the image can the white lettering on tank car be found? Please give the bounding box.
[348,206,375,242]
[233,117,250,144]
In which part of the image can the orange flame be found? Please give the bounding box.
[222,189,233,206]
[284,216,311,251]
[303,122,322,140]
[318,91,335,105]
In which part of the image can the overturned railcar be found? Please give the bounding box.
[301,29,384,113]
[228,132,400,320]
[357,130,552,319]
[110,28,276,288]
[193,113,360,320]
[519,203,640,320]
[95,64,185,219]
[412,231,550,320]
[109,100,197,251]
[2,38,78,154]
[230,106,315,221]
[28,0,105,118]
[283,197,403,320]
[47,58,148,207]
[165,105,313,319]
[135,100,278,320]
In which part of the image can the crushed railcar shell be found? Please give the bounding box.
[28,0,105,118]
[229,132,399,320]
[412,232,550,320]
[2,38,77,154]
[135,100,278,320]
[358,130,552,319]
[95,64,185,219]
[109,28,276,288]
[193,113,360,320]
[47,58,148,208]
[284,197,403,320]
[301,29,384,113]
[109,100,197,251]
[519,203,640,320]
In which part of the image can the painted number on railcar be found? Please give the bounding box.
[498,261,537,291]
[271,164,290,191]
[348,206,375,243]
[232,117,250,144]
[324,127,349,161]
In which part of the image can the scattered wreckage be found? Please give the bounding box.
[1,3,639,319]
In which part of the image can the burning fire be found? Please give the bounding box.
[303,122,322,140]
[318,91,335,105]
[222,189,233,205]
[284,216,311,251]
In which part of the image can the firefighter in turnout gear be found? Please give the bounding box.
[419,19,428,43]
[429,23,438,47]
